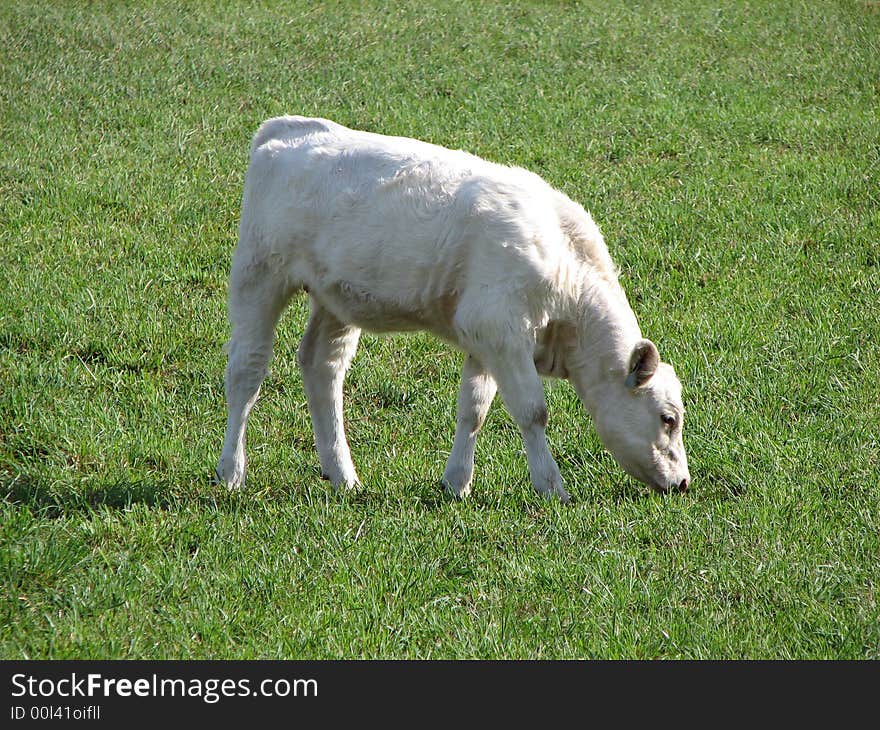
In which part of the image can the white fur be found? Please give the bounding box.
[216,115,690,500]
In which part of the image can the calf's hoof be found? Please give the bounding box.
[214,465,245,492]
[441,468,473,499]
[534,477,570,504]
[322,470,361,491]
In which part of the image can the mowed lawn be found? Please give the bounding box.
[1,0,878,659]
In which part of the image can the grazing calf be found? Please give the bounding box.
[216,116,690,501]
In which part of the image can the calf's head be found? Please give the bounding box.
[591,339,690,493]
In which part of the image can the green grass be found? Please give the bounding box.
[1,0,879,659]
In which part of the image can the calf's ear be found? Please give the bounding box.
[626,339,659,388]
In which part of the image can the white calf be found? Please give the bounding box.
[216,116,690,501]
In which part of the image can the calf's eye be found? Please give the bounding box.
[661,414,676,428]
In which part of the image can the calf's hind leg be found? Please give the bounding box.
[216,266,294,490]
[297,300,362,489]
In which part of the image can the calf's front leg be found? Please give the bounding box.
[296,300,362,489]
[442,355,497,498]
[475,346,570,503]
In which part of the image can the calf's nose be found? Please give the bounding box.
[677,477,689,492]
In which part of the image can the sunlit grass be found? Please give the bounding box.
[1,0,878,658]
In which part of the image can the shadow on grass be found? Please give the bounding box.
[2,464,725,521]
[1,466,458,520]
[0,470,238,519]
[327,477,452,510]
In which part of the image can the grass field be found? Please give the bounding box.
[1,0,879,659]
